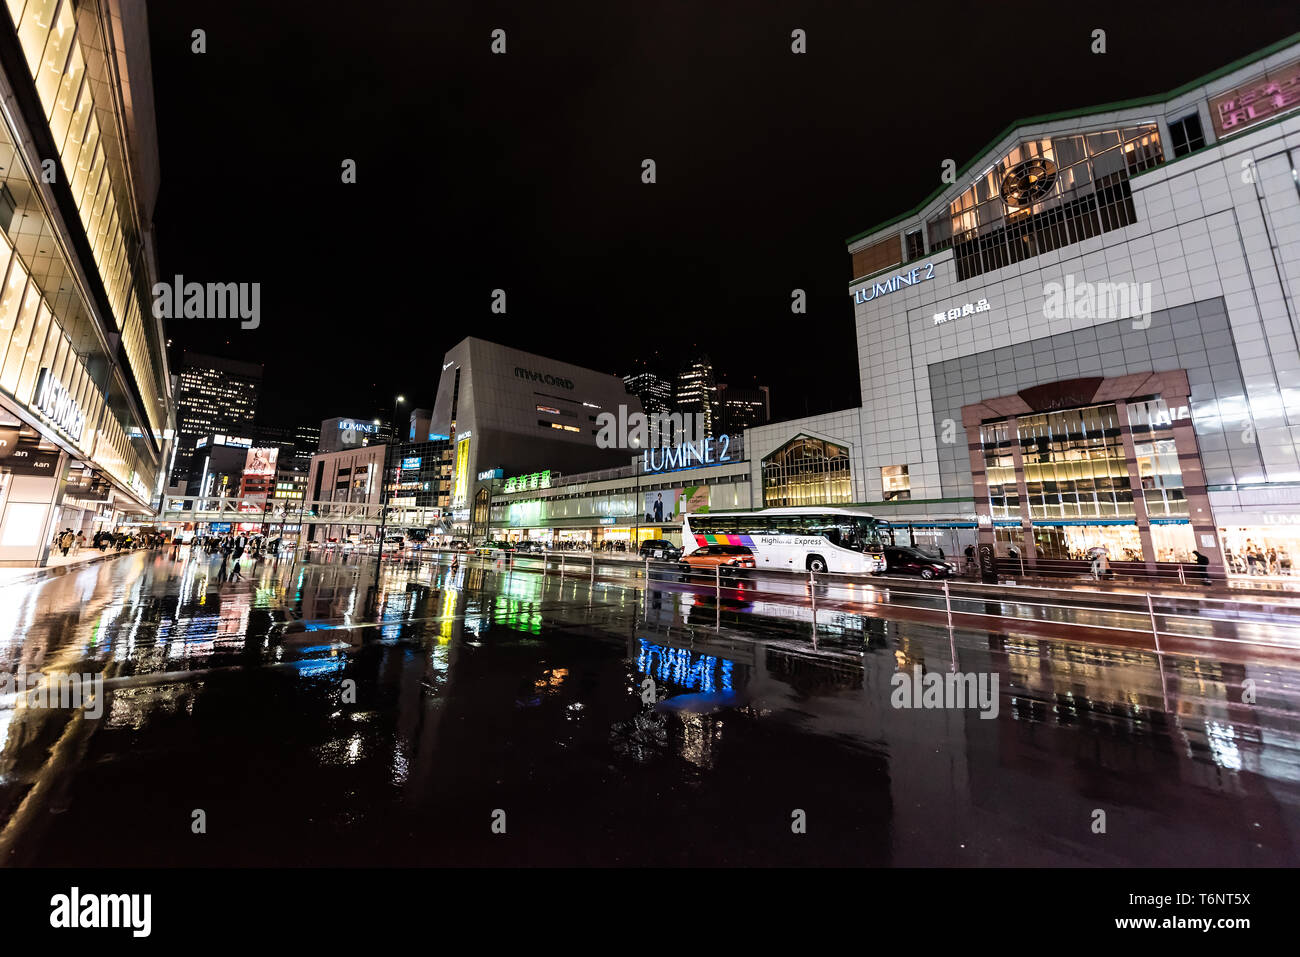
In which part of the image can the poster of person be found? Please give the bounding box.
[244,446,279,476]
[643,489,679,523]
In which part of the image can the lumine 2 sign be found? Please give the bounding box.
[853,262,936,304]
[33,368,85,442]
[642,435,732,473]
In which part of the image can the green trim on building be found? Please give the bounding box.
[844,31,1300,248]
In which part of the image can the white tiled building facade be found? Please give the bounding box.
[746,35,1300,573]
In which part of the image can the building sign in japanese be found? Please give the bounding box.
[401,456,421,470]
[32,368,85,442]
[1210,58,1300,137]
[933,298,991,326]
[503,470,552,492]
[478,467,503,481]
[853,261,936,304]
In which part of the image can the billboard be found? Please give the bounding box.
[451,436,470,507]
[244,446,278,476]
[643,489,679,523]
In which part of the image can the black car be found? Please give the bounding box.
[639,539,682,561]
[515,540,546,553]
[882,546,956,579]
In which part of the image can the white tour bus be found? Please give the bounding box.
[681,507,893,574]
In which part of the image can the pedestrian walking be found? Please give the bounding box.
[73,531,84,555]
[230,539,245,582]
[1192,549,1212,586]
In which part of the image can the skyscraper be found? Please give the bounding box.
[623,369,673,415]
[171,352,262,487]
[676,356,716,436]
[715,382,771,435]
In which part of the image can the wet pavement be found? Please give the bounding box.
[1,548,1298,866]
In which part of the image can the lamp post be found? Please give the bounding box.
[373,396,405,592]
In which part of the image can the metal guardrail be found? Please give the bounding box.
[346,547,1300,659]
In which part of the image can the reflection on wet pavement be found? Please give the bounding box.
[1,549,1297,865]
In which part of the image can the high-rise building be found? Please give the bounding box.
[253,422,320,470]
[675,356,716,436]
[171,352,262,487]
[0,1,174,565]
[715,382,770,435]
[623,369,673,416]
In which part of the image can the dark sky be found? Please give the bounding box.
[146,0,1300,427]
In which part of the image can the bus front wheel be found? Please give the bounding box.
[807,555,827,573]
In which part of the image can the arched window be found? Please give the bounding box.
[761,436,852,507]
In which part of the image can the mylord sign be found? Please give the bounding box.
[32,368,85,442]
[853,261,936,304]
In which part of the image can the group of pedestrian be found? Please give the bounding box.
[206,533,261,585]
[1225,541,1292,576]
[51,528,85,556]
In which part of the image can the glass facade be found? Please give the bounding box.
[762,436,852,507]
[1127,398,1190,519]
[0,1,168,512]
[926,126,1162,282]
[977,399,1199,564]
[980,421,1019,520]
[7,0,168,439]
[1018,403,1134,521]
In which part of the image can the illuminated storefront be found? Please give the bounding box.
[0,2,172,565]
[965,377,1209,567]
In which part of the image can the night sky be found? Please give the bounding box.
[146,0,1300,428]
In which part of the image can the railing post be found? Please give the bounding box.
[715,563,721,600]
[1178,563,1185,586]
[645,557,650,588]
[944,580,953,631]
[809,569,817,638]
[1146,592,1161,655]
[590,554,595,586]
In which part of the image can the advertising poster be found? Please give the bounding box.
[243,446,278,476]
[683,485,709,513]
[643,489,679,523]
[451,436,470,507]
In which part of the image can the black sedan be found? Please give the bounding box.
[882,546,956,579]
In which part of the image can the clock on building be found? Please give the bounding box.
[999,157,1058,208]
